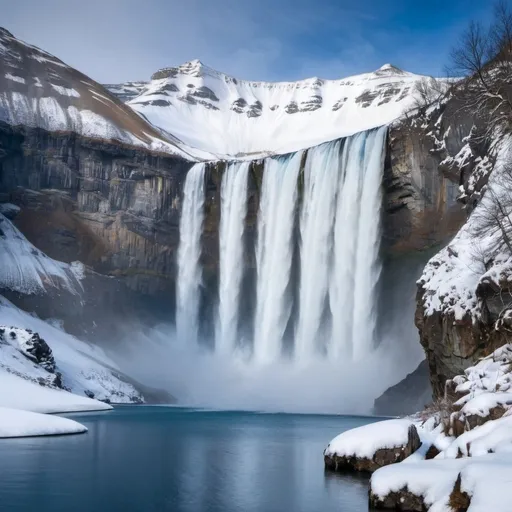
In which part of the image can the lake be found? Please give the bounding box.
[0,406,385,511]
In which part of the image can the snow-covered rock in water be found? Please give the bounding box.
[119,60,427,158]
[0,296,144,404]
[324,419,421,472]
[0,213,83,295]
[0,406,87,438]
[0,28,197,159]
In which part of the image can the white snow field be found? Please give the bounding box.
[123,60,426,158]
[0,406,88,438]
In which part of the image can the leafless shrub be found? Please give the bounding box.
[472,152,512,258]
[447,1,512,141]
[417,397,459,434]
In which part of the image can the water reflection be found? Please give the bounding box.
[0,407,381,512]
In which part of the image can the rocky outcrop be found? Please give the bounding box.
[373,360,432,416]
[0,326,57,374]
[383,98,487,255]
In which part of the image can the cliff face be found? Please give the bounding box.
[410,97,503,400]
[383,100,485,255]
[0,117,469,334]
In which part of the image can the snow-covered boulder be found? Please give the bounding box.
[324,419,421,473]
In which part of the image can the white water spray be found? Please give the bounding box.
[216,161,250,354]
[176,163,206,345]
[253,151,303,363]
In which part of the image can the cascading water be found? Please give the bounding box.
[295,140,343,361]
[176,162,206,345]
[216,161,250,354]
[253,151,303,363]
[328,127,387,360]
[175,127,386,365]
[350,128,387,360]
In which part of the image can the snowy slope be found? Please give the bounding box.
[122,60,426,157]
[0,213,83,295]
[0,28,199,160]
[0,297,143,404]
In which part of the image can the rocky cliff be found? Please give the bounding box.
[0,113,468,324]
[412,95,505,400]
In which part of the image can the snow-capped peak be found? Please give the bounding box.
[116,61,427,158]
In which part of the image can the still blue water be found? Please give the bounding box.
[0,406,385,511]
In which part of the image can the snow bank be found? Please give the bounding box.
[371,457,466,509]
[0,372,111,414]
[324,419,414,459]
[370,342,512,510]
[0,406,87,438]
[371,453,512,512]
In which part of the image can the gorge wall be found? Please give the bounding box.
[0,109,472,341]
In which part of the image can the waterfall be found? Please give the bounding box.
[253,151,303,363]
[174,127,387,365]
[216,161,250,354]
[176,162,206,345]
[351,127,386,359]
[295,140,343,361]
[328,127,386,360]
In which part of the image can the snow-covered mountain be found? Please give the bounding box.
[0,28,196,159]
[109,59,426,158]
[104,81,147,103]
[1,26,428,161]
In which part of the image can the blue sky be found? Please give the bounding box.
[1,0,494,83]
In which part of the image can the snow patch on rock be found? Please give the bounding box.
[325,419,415,459]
